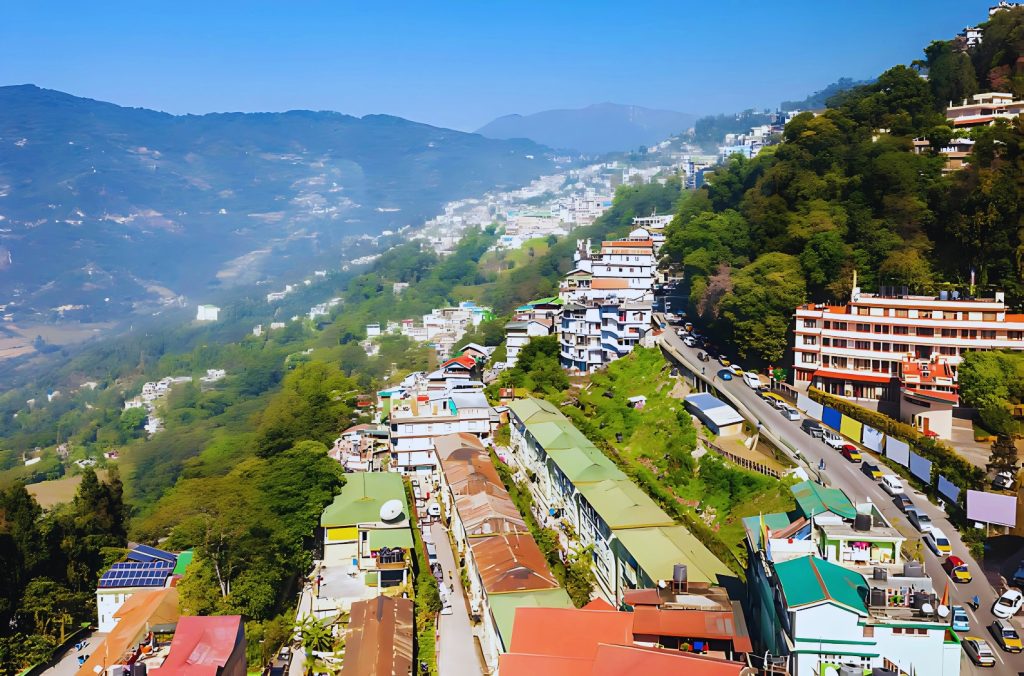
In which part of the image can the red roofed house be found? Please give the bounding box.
[499,604,754,676]
[150,615,245,676]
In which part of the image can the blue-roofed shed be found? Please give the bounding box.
[684,393,745,436]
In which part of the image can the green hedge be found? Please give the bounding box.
[404,480,438,676]
[807,387,984,502]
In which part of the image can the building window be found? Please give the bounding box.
[982,330,997,339]
[893,326,909,335]
[892,627,903,634]
[858,307,870,315]
[941,328,957,338]
[855,341,871,350]
[917,327,934,337]
[856,323,871,333]
[895,309,909,318]
[863,626,875,638]
[804,319,817,329]
[1010,331,1024,340]
[984,312,997,321]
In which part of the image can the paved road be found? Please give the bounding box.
[658,325,1024,676]
[431,521,486,676]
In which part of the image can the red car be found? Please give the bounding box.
[841,444,862,462]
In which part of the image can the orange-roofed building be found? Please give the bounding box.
[499,605,754,676]
[793,283,1024,439]
[78,588,180,676]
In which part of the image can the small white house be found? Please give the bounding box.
[196,304,220,321]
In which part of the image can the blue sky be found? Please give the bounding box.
[0,1,991,131]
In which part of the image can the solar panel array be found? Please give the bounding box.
[126,544,176,564]
[98,560,174,589]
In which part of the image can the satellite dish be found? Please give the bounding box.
[380,499,404,522]
[921,602,935,615]
[937,604,950,618]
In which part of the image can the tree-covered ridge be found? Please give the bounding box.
[661,7,1024,365]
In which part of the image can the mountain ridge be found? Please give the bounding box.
[0,84,556,322]
[476,102,696,154]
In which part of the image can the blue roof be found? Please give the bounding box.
[98,560,174,589]
[127,544,177,564]
[684,393,744,427]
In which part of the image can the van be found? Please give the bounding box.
[881,475,904,496]
[801,419,824,438]
[907,508,933,533]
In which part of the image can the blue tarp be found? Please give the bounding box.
[886,438,910,466]
[938,475,961,504]
[822,406,842,431]
[909,451,933,484]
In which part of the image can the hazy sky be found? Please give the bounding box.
[0,1,990,131]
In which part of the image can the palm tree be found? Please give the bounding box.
[297,615,335,674]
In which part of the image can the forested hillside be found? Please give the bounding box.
[662,7,1024,365]
[0,177,682,671]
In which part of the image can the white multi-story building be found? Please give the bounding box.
[381,380,491,474]
[946,92,1024,130]
[555,229,657,374]
[793,285,1024,402]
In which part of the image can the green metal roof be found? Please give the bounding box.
[368,528,414,549]
[550,444,625,484]
[527,296,564,306]
[320,472,408,527]
[508,398,564,425]
[791,480,857,520]
[172,550,194,576]
[614,525,731,585]
[487,588,574,651]
[527,420,589,450]
[577,479,675,530]
[774,556,868,616]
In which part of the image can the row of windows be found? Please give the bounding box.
[807,319,1017,340]
[854,305,1000,321]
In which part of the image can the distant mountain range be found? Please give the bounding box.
[476,103,696,154]
[0,85,555,321]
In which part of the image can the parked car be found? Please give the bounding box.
[861,462,882,480]
[943,555,973,583]
[683,336,697,347]
[760,391,787,409]
[742,372,763,390]
[840,444,862,462]
[881,475,905,496]
[727,364,744,375]
[993,589,1024,619]
[779,405,800,422]
[994,470,1016,490]
[893,493,914,512]
[950,605,970,632]
[801,419,825,438]
[907,508,934,533]
[963,636,997,667]
[1011,562,1024,588]
[821,430,845,450]
[697,351,709,362]
[718,369,733,381]
[718,355,731,366]
[924,527,952,555]
[990,618,1023,652]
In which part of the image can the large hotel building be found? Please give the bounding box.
[793,285,1024,415]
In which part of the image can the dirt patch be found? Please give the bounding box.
[26,471,108,508]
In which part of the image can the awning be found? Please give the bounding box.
[812,369,893,384]
[369,528,414,549]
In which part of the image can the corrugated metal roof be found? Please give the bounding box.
[774,555,869,615]
[469,532,560,594]
[576,479,674,530]
[341,596,414,676]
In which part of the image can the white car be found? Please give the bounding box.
[821,430,845,449]
[994,589,1024,619]
[924,527,952,555]
[683,336,697,347]
[881,475,905,496]
[742,372,762,390]
[779,405,800,422]
[907,508,934,534]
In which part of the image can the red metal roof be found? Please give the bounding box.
[508,606,634,659]
[631,607,753,653]
[622,588,664,606]
[443,354,477,369]
[590,644,746,675]
[151,615,243,675]
[583,597,616,611]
